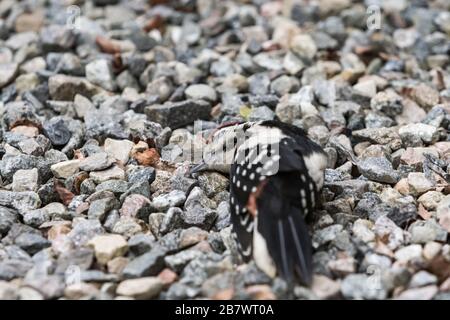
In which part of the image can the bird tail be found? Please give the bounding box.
[256,196,313,286]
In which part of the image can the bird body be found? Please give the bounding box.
[192,120,327,285]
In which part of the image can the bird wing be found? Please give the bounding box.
[229,134,317,284]
[256,171,314,285]
[229,159,261,260]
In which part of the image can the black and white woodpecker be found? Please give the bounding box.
[190,120,327,285]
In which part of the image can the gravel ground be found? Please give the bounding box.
[0,0,449,300]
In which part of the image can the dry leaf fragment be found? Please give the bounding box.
[54,179,75,206]
[133,148,160,167]
[143,15,164,32]
[73,172,89,194]
[427,255,450,282]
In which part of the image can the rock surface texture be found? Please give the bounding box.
[0,0,449,300]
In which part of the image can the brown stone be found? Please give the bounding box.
[116,277,163,299]
[47,223,72,241]
[88,234,128,265]
[311,275,341,299]
[211,288,234,300]
[396,98,427,125]
[107,257,129,274]
[64,283,99,300]
[417,203,432,220]
[120,194,151,218]
[439,277,450,292]
[157,268,178,287]
[433,141,450,162]
[407,173,434,196]
[411,83,440,111]
[328,256,356,276]
[15,11,44,32]
[245,285,276,300]
[394,178,410,195]
[400,147,439,170]
[394,285,438,300]
[11,125,39,137]
[179,227,209,249]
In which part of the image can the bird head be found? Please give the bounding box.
[190,122,252,175]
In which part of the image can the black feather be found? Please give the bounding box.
[261,120,325,157]
[229,160,262,260]
[256,171,314,285]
